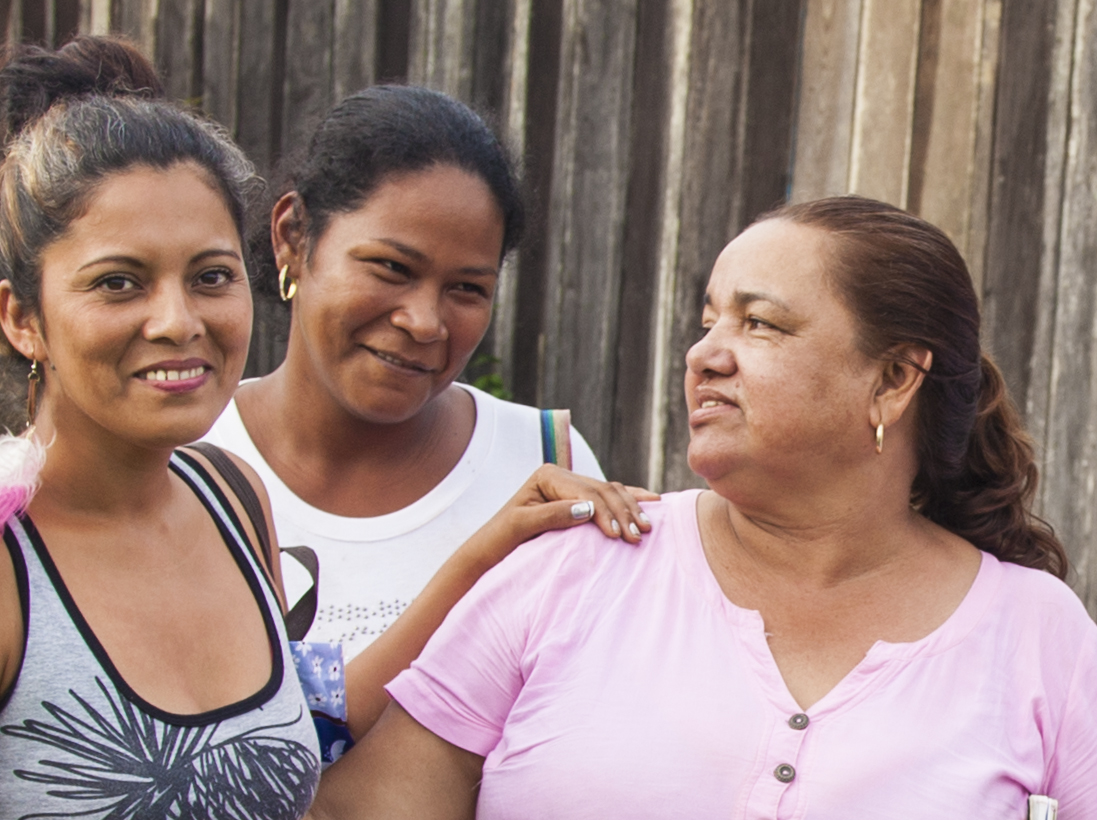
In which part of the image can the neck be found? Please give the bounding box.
[28,405,175,521]
[243,359,460,471]
[703,454,928,588]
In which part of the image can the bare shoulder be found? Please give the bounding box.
[0,530,25,698]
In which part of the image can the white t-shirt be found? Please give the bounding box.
[202,384,604,660]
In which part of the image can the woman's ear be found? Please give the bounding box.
[0,281,45,362]
[270,192,307,272]
[870,346,933,428]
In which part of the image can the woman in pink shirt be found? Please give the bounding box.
[309,197,1097,819]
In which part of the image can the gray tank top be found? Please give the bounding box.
[0,451,320,819]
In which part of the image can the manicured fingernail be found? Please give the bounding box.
[628,522,641,538]
[571,501,594,520]
[639,512,651,526]
[611,519,621,535]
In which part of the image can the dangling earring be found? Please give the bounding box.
[25,360,40,430]
[278,265,297,302]
[875,423,884,455]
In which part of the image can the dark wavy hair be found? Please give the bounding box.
[759,196,1067,579]
[257,84,524,300]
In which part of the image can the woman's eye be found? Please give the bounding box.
[453,281,490,298]
[372,259,410,277]
[195,267,234,287]
[97,275,137,293]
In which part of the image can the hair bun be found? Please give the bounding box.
[0,35,163,144]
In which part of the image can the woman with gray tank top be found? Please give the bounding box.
[0,37,651,818]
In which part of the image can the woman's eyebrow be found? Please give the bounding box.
[733,290,792,312]
[76,248,241,271]
[191,248,242,263]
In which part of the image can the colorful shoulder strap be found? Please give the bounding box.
[540,408,573,471]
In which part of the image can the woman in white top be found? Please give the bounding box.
[203,86,632,735]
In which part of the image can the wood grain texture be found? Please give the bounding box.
[909,0,986,260]
[509,0,562,407]
[491,0,528,392]
[333,0,377,101]
[731,0,802,232]
[661,0,745,491]
[540,0,638,456]
[157,0,202,103]
[790,0,861,201]
[1038,0,1097,615]
[234,0,280,174]
[80,0,110,34]
[109,0,155,54]
[408,0,476,98]
[963,0,1001,293]
[282,0,334,158]
[981,0,1059,420]
[203,0,240,130]
[848,0,920,206]
[608,0,673,486]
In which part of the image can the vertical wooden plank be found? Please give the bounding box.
[730,0,803,232]
[281,0,334,157]
[981,0,1061,419]
[80,0,111,34]
[909,0,993,270]
[471,0,509,111]
[110,0,157,55]
[630,0,692,489]
[490,0,530,393]
[21,0,47,43]
[333,0,377,101]
[1039,0,1097,615]
[661,0,746,490]
[847,0,920,206]
[508,0,561,407]
[203,0,240,130]
[234,0,280,174]
[964,0,1001,295]
[408,0,476,99]
[375,0,411,82]
[605,0,673,485]
[52,0,79,43]
[789,0,861,202]
[539,0,638,459]
[156,0,202,103]
[0,0,16,45]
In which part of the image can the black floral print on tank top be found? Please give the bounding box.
[0,677,319,819]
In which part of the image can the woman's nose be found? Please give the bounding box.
[390,288,447,344]
[686,326,736,377]
[143,284,203,344]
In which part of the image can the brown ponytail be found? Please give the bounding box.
[760,196,1068,578]
[917,355,1066,578]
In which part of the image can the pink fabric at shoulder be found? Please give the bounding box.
[387,491,1097,820]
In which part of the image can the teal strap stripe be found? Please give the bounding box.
[540,409,557,465]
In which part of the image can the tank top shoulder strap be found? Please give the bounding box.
[169,449,280,606]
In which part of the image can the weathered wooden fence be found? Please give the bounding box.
[6,0,1097,617]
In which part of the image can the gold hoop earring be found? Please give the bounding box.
[875,423,884,455]
[26,360,40,429]
[278,264,297,302]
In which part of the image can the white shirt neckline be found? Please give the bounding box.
[216,382,496,542]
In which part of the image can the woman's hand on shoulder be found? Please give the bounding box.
[463,465,660,573]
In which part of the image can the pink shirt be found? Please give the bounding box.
[388,490,1097,819]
